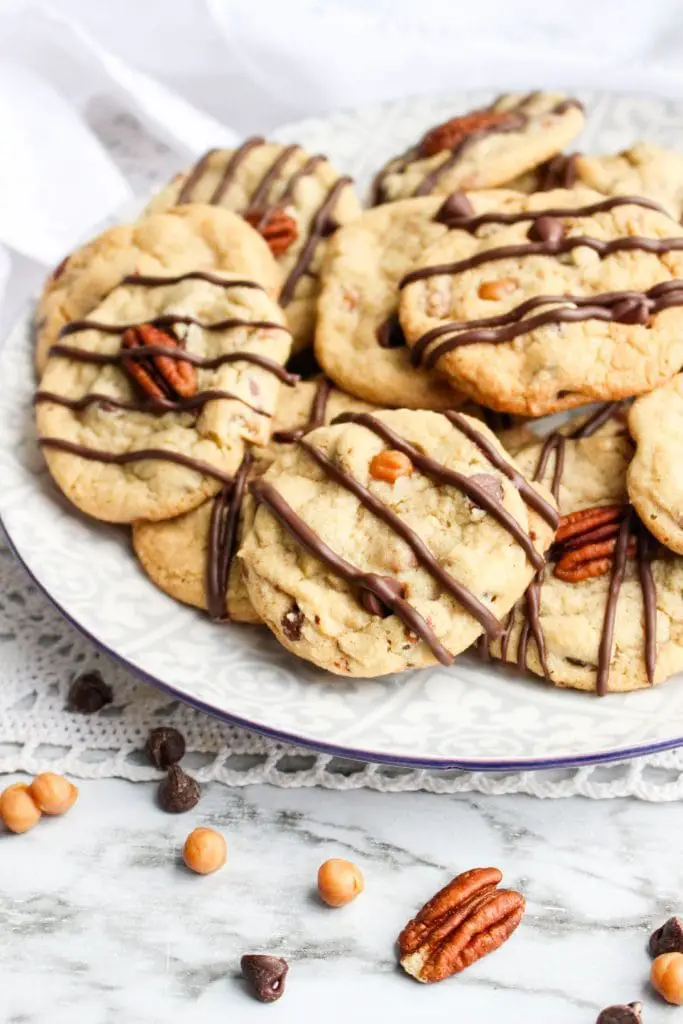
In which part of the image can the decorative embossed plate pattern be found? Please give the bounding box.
[4,90,683,769]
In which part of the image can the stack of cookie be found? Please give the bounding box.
[32,93,683,694]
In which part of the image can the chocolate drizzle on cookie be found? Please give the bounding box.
[249,411,557,663]
[206,453,253,620]
[410,281,683,369]
[251,477,456,663]
[172,138,350,305]
[492,403,658,694]
[433,194,666,233]
[372,93,581,204]
[38,438,236,485]
[36,270,295,483]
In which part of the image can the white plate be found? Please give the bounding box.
[5,88,683,770]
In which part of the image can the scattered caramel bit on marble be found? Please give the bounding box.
[0,783,41,834]
[651,952,683,1004]
[317,858,364,907]
[183,827,227,875]
[30,773,78,815]
[370,449,413,483]
[477,277,517,301]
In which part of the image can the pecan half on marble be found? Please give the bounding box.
[553,505,635,583]
[398,866,525,983]
[418,110,519,158]
[244,208,298,256]
[120,324,197,401]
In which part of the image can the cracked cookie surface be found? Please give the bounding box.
[36,205,281,375]
[36,271,291,523]
[239,410,556,677]
[399,188,683,416]
[373,92,584,204]
[145,141,362,352]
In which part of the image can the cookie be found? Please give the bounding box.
[372,92,584,204]
[399,188,683,416]
[133,454,260,623]
[507,144,683,222]
[487,403,683,692]
[35,205,281,375]
[315,195,490,409]
[132,379,378,620]
[627,373,683,554]
[239,409,558,677]
[145,140,362,351]
[36,269,292,524]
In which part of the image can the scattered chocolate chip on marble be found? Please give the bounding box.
[241,954,289,1003]
[157,765,200,813]
[649,916,683,957]
[67,671,113,714]
[145,727,186,770]
[596,1002,642,1024]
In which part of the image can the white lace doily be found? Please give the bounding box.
[4,536,683,800]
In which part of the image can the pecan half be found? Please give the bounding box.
[418,110,519,159]
[244,208,298,256]
[553,505,635,582]
[398,866,525,983]
[121,324,197,401]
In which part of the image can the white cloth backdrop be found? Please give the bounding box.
[5,0,683,796]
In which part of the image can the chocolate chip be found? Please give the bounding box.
[434,191,475,225]
[468,473,504,508]
[67,671,113,714]
[145,727,186,770]
[596,1003,642,1024]
[649,916,683,957]
[241,954,288,1003]
[376,311,406,349]
[157,765,200,813]
[281,604,304,641]
[611,297,650,325]
[528,215,565,244]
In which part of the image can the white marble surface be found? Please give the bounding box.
[1,775,681,1024]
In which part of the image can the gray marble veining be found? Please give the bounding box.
[1,778,681,1023]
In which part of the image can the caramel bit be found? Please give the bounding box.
[478,277,517,301]
[317,858,365,907]
[183,827,227,875]
[418,110,517,158]
[369,449,414,483]
[244,207,298,256]
[651,952,683,1005]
